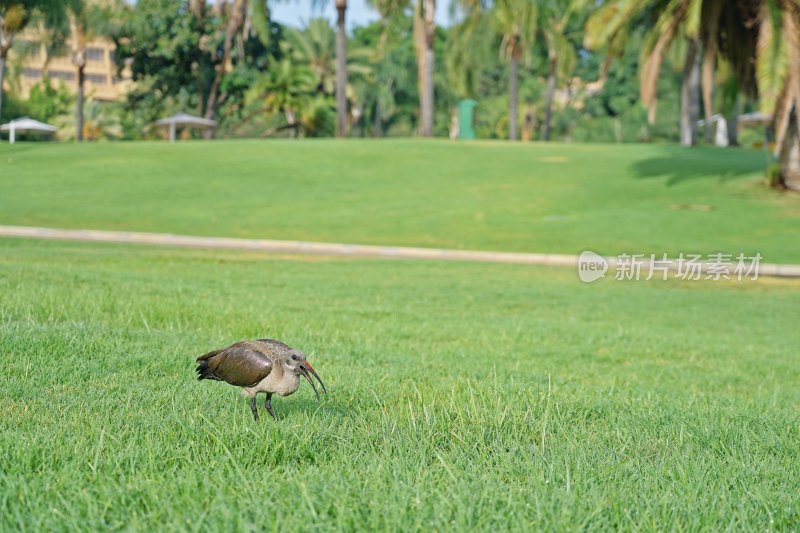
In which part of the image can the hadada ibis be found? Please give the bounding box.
[196,338,326,421]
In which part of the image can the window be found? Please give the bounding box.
[85,47,105,61]
[48,70,75,82]
[23,68,42,79]
[86,73,108,85]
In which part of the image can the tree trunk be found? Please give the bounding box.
[189,0,206,21]
[521,105,535,142]
[703,68,715,145]
[680,40,700,147]
[0,14,10,122]
[0,54,6,122]
[335,4,348,138]
[284,108,297,138]
[421,42,434,136]
[373,100,382,137]
[701,1,721,145]
[76,64,85,142]
[508,55,518,141]
[414,0,435,137]
[726,95,739,147]
[779,108,800,191]
[543,57,557,141]
[204,0,247,137]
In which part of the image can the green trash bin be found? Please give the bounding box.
[458,99,477,140]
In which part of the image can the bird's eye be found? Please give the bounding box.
[292,354,300,361]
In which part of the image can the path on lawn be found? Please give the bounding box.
[2,224,799,278]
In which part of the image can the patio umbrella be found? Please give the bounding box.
[1,117,58,144]
[154,113,217,141]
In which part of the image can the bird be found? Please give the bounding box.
[196,338,327,421]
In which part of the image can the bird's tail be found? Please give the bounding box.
[196,349,222,381]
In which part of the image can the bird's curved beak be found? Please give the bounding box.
[300,361,327,401]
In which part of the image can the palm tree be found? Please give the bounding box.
[284,18,371,128]
[335,0,347,137]
[67,1,87,141]
[413,0,435,136]
[752,0,800,190]
[495,0,537,140]
[66,0,122,142]
[250,58,319,137]
[365,0,415,135]
[587,0,800,190]
[285,19,338,94]
[450,0,537,140]
[539,0,587,141]
[585,0,724,146]
[679,37,700,146]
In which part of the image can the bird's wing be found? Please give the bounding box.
[200,343,274,387]
[255,338,292,351]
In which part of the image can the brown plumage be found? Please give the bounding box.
[196,339,326,421]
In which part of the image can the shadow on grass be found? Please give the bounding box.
[630,146,770,186]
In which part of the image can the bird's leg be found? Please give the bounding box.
[250,396,259,422]
[264,393,277,421]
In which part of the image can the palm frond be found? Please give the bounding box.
[639,0,689,120]
[756,0,787,114]
[701,0,722,121]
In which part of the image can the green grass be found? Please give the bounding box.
[1,139,798,262]
[2,238,799,531]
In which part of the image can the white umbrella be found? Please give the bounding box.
[154,113,217,141]
[1,117,58,144]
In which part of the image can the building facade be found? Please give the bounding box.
[5,29,131,102]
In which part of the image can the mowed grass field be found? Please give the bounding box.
[1,238,799,530]
[1,139,799,262]
[1,140,799,530]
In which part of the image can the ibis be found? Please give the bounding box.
[196,339,326,421]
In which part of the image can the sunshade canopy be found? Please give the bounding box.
[1,117,58,133]
[153,113,217,141]
[1,117,57,143]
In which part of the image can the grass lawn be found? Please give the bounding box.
[1,139,799,263]
[2,238,799,530]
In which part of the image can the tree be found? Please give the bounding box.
[585,0,723,146]
[450,0,539,140]
[495,0,537,140]
[587,0,800,189]
[539,0,587,141]
[413,0,435,136]
[203,0,246,129]
[66,1,87,141]
[0,0,66,121]
[283,18,371,119]
[66,0,122,142]
[753,0,800,190]
[335,0,347,137]
[285,20,338,94]
[117,0,272,137]
[351,15,418,136]
[0,2,25,121]
[248,58,321,137]
[679,38,700,146]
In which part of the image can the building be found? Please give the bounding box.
[5,28,131,102]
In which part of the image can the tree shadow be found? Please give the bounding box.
[630,146,769,187]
